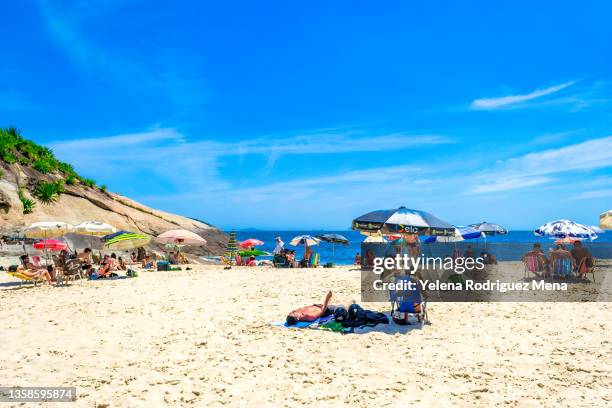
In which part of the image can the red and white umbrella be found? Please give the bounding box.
[239,238,264,248]
[155,229,207,246]
[33,239,68,251]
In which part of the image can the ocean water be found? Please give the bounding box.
[233,230,612,264]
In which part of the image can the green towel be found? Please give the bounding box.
[320,321,345,332]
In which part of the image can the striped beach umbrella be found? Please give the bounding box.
[289,235,320,246]
[352,206,455,236]
[534,220,597,240]
[103,230,151,250]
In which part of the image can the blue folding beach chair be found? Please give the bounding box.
[389,275,428,325]
[551,257,572,280]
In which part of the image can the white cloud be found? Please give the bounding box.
[467,136,612,194]
[572,189,612,200]
[470,81,576,110]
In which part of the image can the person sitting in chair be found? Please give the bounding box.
[18,255,54,285]
[571,241,592,280]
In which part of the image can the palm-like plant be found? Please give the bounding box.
[33,181,59,204]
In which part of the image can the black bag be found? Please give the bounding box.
[341,304,389,328]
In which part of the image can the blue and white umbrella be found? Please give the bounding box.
[352,206,455,236]
[469,222,508,236]
[534,220,598,240]
[424,226,483,243]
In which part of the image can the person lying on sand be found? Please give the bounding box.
[18,255,54,285]
[286,291,333,326]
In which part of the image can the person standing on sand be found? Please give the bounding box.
[273,237,284,255]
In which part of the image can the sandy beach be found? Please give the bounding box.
[1,262,611,407]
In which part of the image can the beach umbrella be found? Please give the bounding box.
[554,237,581,245]
[316,233,349,264]
[73,221,117,236]
[33,239,68,251]
[239,238,264,248]
[424,226,483,243]
[468,222,508,236]
[352,206,455,237]
[600,210,612,230]
[63,233,104,251]
[289,235,320,246]
[23,221,74,239]
[363,235,387,243]
[155,229,207,246]
[24,221,74,263]
[103,230,151,250]
[534,220,597,240]
[589,225,604,234]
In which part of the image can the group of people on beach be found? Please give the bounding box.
[522,241,593,279]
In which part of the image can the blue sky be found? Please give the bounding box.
[1,1,611,230]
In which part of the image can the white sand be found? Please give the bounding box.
[1,264,611,407]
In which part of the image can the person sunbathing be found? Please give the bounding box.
[549,244,575,277]
[18,255,54,285]
[286,291,333,326]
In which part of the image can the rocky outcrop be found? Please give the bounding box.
[0,162,227,256]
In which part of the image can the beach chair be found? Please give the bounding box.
[56,258,85,285]
[32,255,42,267]
[577,257,596,283]
[6,270,44,287]
[551,257,572,280]
[309,253,319,268]
[390,275,428,325]
[273,254,289,268]
[235,254,244,266]
[523,254,546,279]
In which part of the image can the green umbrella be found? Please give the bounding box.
[239,249,271,257]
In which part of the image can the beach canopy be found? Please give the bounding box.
[73,221,117,236]
[156,229,207,246]
[600,210,612,230]
[239,238,264,248]
[424,226,482,243]
[468,222,508,236]
[289,235,320,246]
[315,234,349,244]
[352,206,455,236]
[24,221,74,238]
[33,239,67,251]
[534,220,597,240]
[103,230,151,250]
